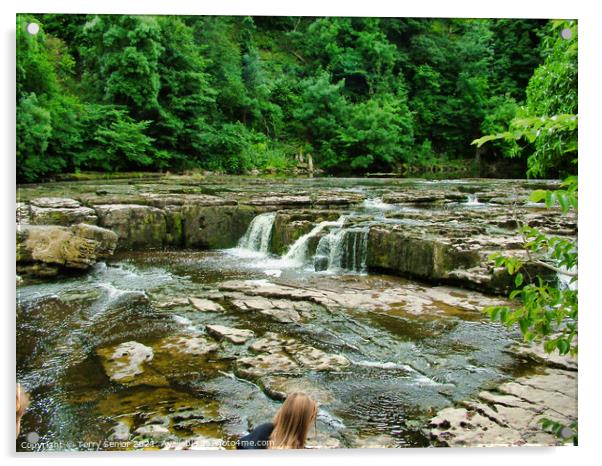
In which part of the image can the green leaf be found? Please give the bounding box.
[557,339,570,355]
[529,190,547,203]
[515,273,524,287]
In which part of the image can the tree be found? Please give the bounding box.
[474,21,577,179]
[15,14,552,180]
[80,15,163,119]
[152,16,215,167]
[291,71,347,169]
[337,95,414,172]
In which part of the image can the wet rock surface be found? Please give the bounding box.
[236,331,350,379]
[97,341,161,386]
[189,297,224,313]
[427,365,577,446]
[206,324,255,344]
[16,176,577,450]
[16,176,576,295]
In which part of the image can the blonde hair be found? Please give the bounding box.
[269,392,318,449]
[16,383,30,438]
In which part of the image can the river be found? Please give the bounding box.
[16,176,573,450]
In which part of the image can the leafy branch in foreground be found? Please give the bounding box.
[485,182,577,356]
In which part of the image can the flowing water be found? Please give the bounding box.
[16,177,556,451]
[236,212,277,254]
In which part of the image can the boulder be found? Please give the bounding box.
[16,223,118,275]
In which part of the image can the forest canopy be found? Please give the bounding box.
[16,15,576,182]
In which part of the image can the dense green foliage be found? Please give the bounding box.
[18,15,567,182]
[474,19,578,357]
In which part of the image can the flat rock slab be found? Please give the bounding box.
[427,367,577,446]
[351,434,398,448]
[158,335,219,356]
[154,297,190,309]
[219,279,504,317]
[305,431,343,449]
[508,342,578,371]
[238,332,350,378]
[107,421,131,442]
[141,193,234,208]
[133,424,173,442]
[30,205,98,226]
[244,195,312,206]
[237,353,300,378]
[189,297,224,312]
[230,295,313,323]
[97,341,167,386]
[30,197,82,208]
[206,324,254,344]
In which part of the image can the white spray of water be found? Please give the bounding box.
[237,212,277,254]
[283,216,346,265]
[466,194,481,205]
[315,226,369,273]
[362,198,395,211]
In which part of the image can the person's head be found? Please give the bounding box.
[16,383,29,438]
[269,392,318,449]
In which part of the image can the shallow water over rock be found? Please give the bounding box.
[17,248,541,450]
[16,176,576,450]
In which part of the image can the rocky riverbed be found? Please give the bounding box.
[16,175,577,450]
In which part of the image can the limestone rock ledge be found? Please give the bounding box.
[16,223,118,277]
[426,367,577,446]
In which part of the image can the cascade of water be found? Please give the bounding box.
[237,212,277,253]
[362,198,395,211]
[283,216,346,265]
[466,194,480,205]
[314,226,369,273]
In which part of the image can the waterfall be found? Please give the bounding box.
[238,212,276,254]
[314,226,369,273]
[283,216,346,265]
[362,198,395,211]
[466,194,480,205]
